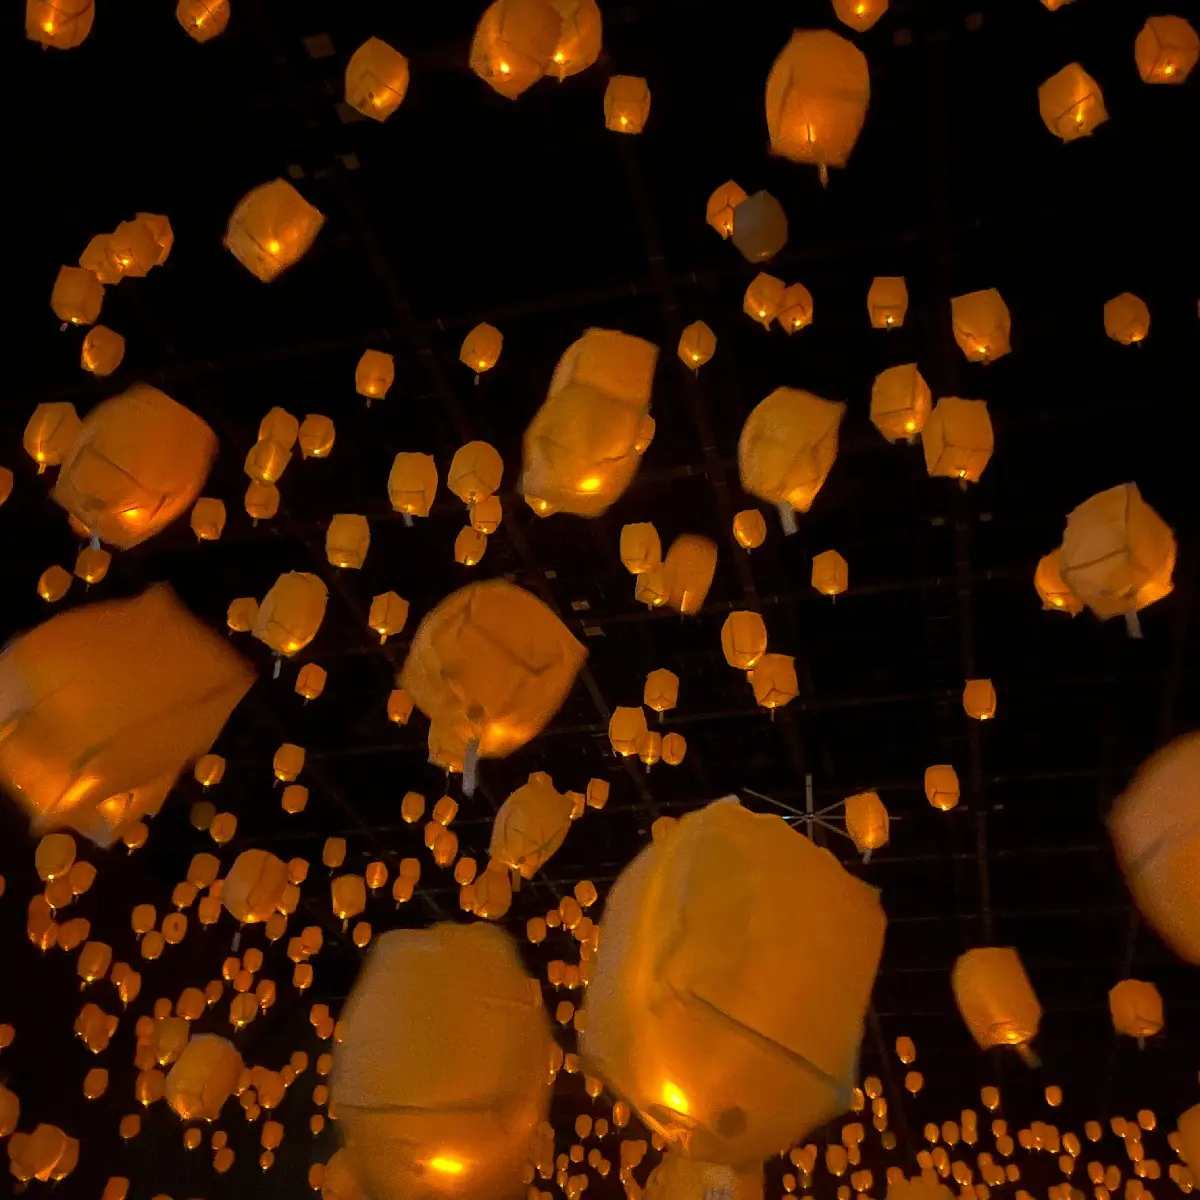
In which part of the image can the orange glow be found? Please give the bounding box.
[43,21,55,33]
[553,52,565,64]
[578,478,602,493]
[661,1082,689,1113]
[904,421,915,433]
[429,1156,466,1176]
[498,62,510,74]
[267,239,281,254]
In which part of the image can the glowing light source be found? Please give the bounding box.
[429,1156,466,1175]
[661,1082,689,1113]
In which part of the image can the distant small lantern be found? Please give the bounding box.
[449,441,504,504]
[387,690,414,725]
[678,321,716,369]
[455,525,488,566]
[609,707,649,757]
[24,403,82,474]
[744,273,787,328]
[925,765,960,811]
[191,497,226,541]
[461,323,503,375]
[388,452,438,518]
[1134,17,1198,84]
[634,566,669,609]
[963,679,997,720]
[1039,63,1108,141]
[254,571,328,658]
[778,283,814,333]
[224,180,325,283]
[812,549,849,597]
[662,732,687,765]
[644,669,679,716]
[244,480,279,522]
[74,546,111,586]
[951,289,1011,364]
[749,653,798,710]
[105,219,160,279]
[1109,979,1164,1043]
[871,364,931,441]
[638,731,662,768]
[295,664,327,702]
[326,514,370,569]
[227,598,259,633]
[298,413,336,458]
[618,523,661,575]
[922,397,994,483]
[355,350,395,404]
[706,180,747,238]
[51,266,105,326]
[368,592,409,642]
[731,191,789,263]
[604,76,651,133]
[81,327,125,377]
[1035,549,1084,614]
[470,494,502,534]
[244,438,291,485]
[833,0,889,32]
[37,565,72,603]
[273,743,306,783]
[345,37,410,120]
[845,791,889,854]
[867,277,908,328]
[469,0,562,99]
[1104,293,1151,345]
[733,509,767,550]
[721,611,768,669]
[176,0,230,42]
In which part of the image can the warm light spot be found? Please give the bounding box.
[553,52,565,64]
[538,501,548,512]
[855,2,865,13]
[957,469,967,479]
[429,1157,466,1176]
[885,315,894,326]
[579,477,602,493]
[793,318,803,329]
[1130,331,1144,343]
[805,123,815,144]
[690,353,700,362]
[498,62,511,75]
[1074,110,1085,126]
[1163,63,1176,76]
[757,309,767,319]
[43,20,55,33]
[267,240,281,255]
[620,115,629,126]
[904,420,916,433]
[661,1082,689,1113]
[1052,597,1064,608]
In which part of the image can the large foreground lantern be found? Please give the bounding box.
[333,923,553,1200]
[581,798,886,1164]
[165,1034,243,1121]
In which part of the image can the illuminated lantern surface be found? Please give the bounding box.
[345,37,410,120]
[951,947,1041,1053]
[1134,17,1198,83]
[224,180,325,282]
[922,398,993,483]
[470,0,563,99]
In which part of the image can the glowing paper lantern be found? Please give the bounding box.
[604,75,651,133]
[951,947,1041,1057]
[951,289,1011,364]
[1135,17,1198,83]
[1039,64,1108,141]
[721,612,768,669]
[812,550,848,597]
[27,0,95,48]
[165,1034,243,1120]
[610,706,649,757]
[461,323,503,375]
[963,679,996,720]
[922,398,993,483]
[326,514,370,569]
[779,284,814,334]
[224,180,325,282]
[868,277,908,328]
[871,364,930,442]
[678,321,716,369]
[81,327,126,377]
[644,669,679,716]
[223,851,288,923]
[254,572,328,657]
[731,191,788,263]
[1104,293,1151,345]
[24,403,82,474]
[1108,980,1164,1042]
[581,798,886,1164]
[924,766,960,812]
[744,273,786,328]
[51,266,104,325]
[368,592,409,642]
[706,181,747,238]
[663,535,717,615]
[1034,549,1084,614]
[455,526,488,566]
[388,452,439,518]
[833,0,888,32]
[245,480,279,521]
[845,791,889,853]
[299,414,336,458]
[491,772,575,878]
[470,495,502,534]
[176,0,230,42]
[750,654,798,710]
[470,0,563,99]
[733,510,767,550]
[345,38,410,120]
[449,442,504,504]
[646,1154,764,1200]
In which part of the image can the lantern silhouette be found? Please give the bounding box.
[81,326,125,377]
[254,571,328,657]
[461,322,503,375]
[521,328,658,517]
[721,611,767,669]
[951,290,1011,364]
[812,550,848,597]
[925,766,960,812]
[845,792,889,854]
[868,277,908,328]
[224,180,325,282]
[581,798,886,1164]
[663,535,717,615]
[739,388,845,518]
[779,284,814,334]
[1039,64,1108,141]
[951,947,1041,1058]
[922,398,993,483]
[1108,980,1163,1042]
[706,181,747,238]
[766,30,870,185]
[326,514,370,569]
[734,510,767,550]
[334,923,552,1200]
[165,1034,243,1121]
[491,772,575,878]
[177,0,230,41]
[605,76,651,133]
[1034,549,1083,614]
[51,266,104,324]
[470,0,563,99]
[24,403,82,474]
[963,679,996,720]
[732,191,788,263]
[744,273,786,328]
[750,653,798,710]
[678,321,716,369]
[1104,293,1151,345]
[299,414,336,458]
[0,586,253,845]
[662,732,687,766]
[871,364,930,442]
[27,0,95,48]
[1135,17,1198,83]
[389,452,439,518]
[53,385,216,548]
[346,38,410,120]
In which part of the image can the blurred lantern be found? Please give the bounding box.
[0,586,252,845]
[470,494,503,534]
[0,467,11,506]
[845,791,889,854]
[37,565,72,602]
[52,384,216,548]
[1035,549,1084,615]
[871,364,931,441]
[1059,483,1175,627]
[663,534,717,615]
[925,765,960,812]
[750,653,798,710]
[548,0,602,79]
[922,398,993,483]
[165,1034,243,1121]
[326,514,370,569]
[470,0,562,98]
[333,923,552,1200]
[521,328,658,517]
[765,30,870,185]
[951,290,1011,364]
[254,571,329,658]
[245,480,280,521]
[635,566,670,609]
[812,549,849,597]
[332,876,367,926]
[491,772,576,878]
[1039,63,1108,141]
[963,679,996,720]
[81,326,125,377]
[779,283,814,334]
[460,322,504,375]
[323,837,347,869]
[73,546,110,585]
[227,597,258,633]
[721,611,768,669]
[739,387,845,525]
[867,277,908,328]
[455,526,488,566]
[345,38,410,120]
[51,265,104,324]
[582,798,885,1163]
[604,75,651,133]
[223,850,288,923]
[36,832,76,880]
[644,669,679,716]
[621,523,662,573]
[1135,17,1198,83]
[79,234,123,285]
[259,407,298,452]
[368,592,409,642]
[744,273,787,328]
[24,403,82,474]
[733,509,767,550]
[296,663,327,701]
[177,0,230,41]
[732,191,789,263]
[225,180,324,282]
[645,1154,764,1200]
[587,778,609,810]
[1180,1108,1200,1170]
[707,180,748,238]
[678,321,716,369]
[1108,980,1163,1043]
[387,690,414,725]
[244,438,291,484]
[135,212,173,263]
[610,707,649,757]
[27,0,95,48]
[191,497,226,541]
[639,731,663,767]
[662,732,687,765]
[449,442,504,504]
[1104,293,1151,345]
[952,948,1041,1060]
[834,0,888,31]
[299,413,336,458]
[433,794,459,826]
[388,452,439,518]
[355,351,394,404]
[104,219,160,278]
[282,784,308,814]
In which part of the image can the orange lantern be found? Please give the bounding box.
[604,75,651,133]
[355,350,394,403]
[706,180,748,238]
[1104,293,1151,345]
[345,38,410,120]
[743,273,786,328]
[750,653,798,710]
[37,565,71,603]
[663,534,717,615]
[491,772,576,878]
[620,522,662,574]
[27,0,95,49]
[732,191,789,264]
[254,571,328,658]
[548,0,601,80]
[244,480,279,522]
[224,180,325,282]
[812,549,849,597]
[1039,64,1108,141]
[81,326,126,377]
[721,611,768,669]
[662,732,687,766]
[871,364,931,441]
[733,509,767,550]
[1108,980,1164,1042]
[223,851,288,923]
[922,398,993,483]
[867,277,908,328]
[299,413,336,458]
[951,290,1011,364]
[461,322,503,375]
[387,690,414,725]
[295,663,327,701]
[1135,17,1198,83]
[74,545,111,585]
[51,265,104,325]
[165,1034,243,1121]
[368,592,409,642]
[678,321,716,369]
[644,669,679,716]
[951,947,1041,1058]
[24,403,82,474]
[963,679,997,720]
[924,765,960,812]
[388,452,439,518]
[1034,549,1084,614]
[176,0,230,42]
[326,514,370,569]
[845,791,889,854]
[470,0,562,98]
[455,526,488,566]
[834,0,888,31]
[190,497,226,541]
[449,441,504,504]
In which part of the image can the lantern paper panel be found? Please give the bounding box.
[921,397,993,483]
[706,180,747,238]
[739,388,845,513]
[1038,63,1108,141]
[224,179,325,282]
[345,38,410,120]
[1135,17,1198,83]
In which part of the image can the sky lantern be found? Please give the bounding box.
[80,326,125,377]
[833,0,889,32]
[871,364,930,442]
[963,679,997,720]
[295,663,327,701]
[678,321,716,369]
[177,0,231,42]
[245,480,280,521]
[355,350,395,403]
[845,791,889,856]
[470,494,503,535]
[470,0,563,98]
[51,265,104,325]
[1108,980,1164,1044]
[604,75,651,133]
[388,452,439,519]
[750,653,798,711]
[922,398,993,483]
[731,191,788,263]
[951,289,1011,363]
[345,38,410,120]
[223,851,289,923]
[165,1034,243,1121]
[812,549,849,597]
[1039,64,1108,141]
[779,283,814,333]
[609,706,649,757]
[868,276,908,328]
[455,526,488,566]
[449,441,504,504]
[27,0,95,48]
[24,403,82,474]
[706,180,747,237]
[491,772,575,878]
[951,947,1041,1062]
[644,669,679,716]
[299,413,336,458]
[461,322,503,376]
[326,514,371,569]
[925,765,960,811]
[224,180,324,281]
[1134,17,1198,83]
[1104,293,1151,345]
[1035,549,1084,614]
[547,0,601,79]
[663,534,717,615]
[743,273,786,327]
[721,611,767,669]
[733,509,767,550]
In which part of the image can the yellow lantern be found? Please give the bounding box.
[871,364,930,442]
[662,731,687,765]
[36,832,76,880]
[387,690,414,725]
[924,765,960,812]
[1104,293,1151,345]
[834,0,888,30]
[678,321,716,369]
[663,534,717,615]
[1059,484,1175,623]
[733,509,767,550]
[461,322,503,375]
[779,283,814,333]
[81,326,125,377]
[470,0,562,98]
[74,545,111,586]
[868,277,908,328]
[1108,980,1164,1042]
[721,611,768,669]
[963,679,996,720]
[548,0,601,79]
[326,514,370,569]
[739,387,845,519]
[1034,549,1083,614]
[355,350,394,404]
[388,452,439,518]
[51,265,104,325]
[744,272,786,327]
[620,522,662,573]
[455,526,488,566]
[27,0,95,48]
[224,180,324,282]
[24,402,82,474]
[732,191,789,264]
[951,290,1011,364]
[706,180,747,238]
[245,479,280,522]
[53,384,217,548]
[845,791,889,854]
[226,597,259,633]
[1038,64,1108,141]
[750,653,798,710]
[449,441,504,504]
[1135,17,1198,83]
[766,30,870,185]
[281,783,308,813]
[581,798,886,1164]
[951,947,1041,1058]
[176,0,230,42]
[254,572,328,657]
[295,663,326,701]
[345,38,410,120]
[922,397,993,483]
[165,1034,243,1121]
[190,497,226,541]
[812,549,849,597]
[604,75,651,133]
[491,772,575,878]
[334,923,552,1200]
[299,413,336,458]
[367,592,409,643]
[644,669,679,716]
[274,743,305,783]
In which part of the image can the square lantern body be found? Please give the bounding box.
[951,947,1041,1050]
[1038,63,1108,142]
[224,179,325,282]
[604,75,651,133]
[871,364,930,441]
[345,37,410,120]
[470,0,562,99]
[921,398,993,483]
